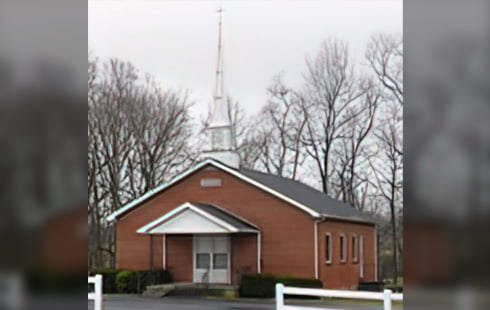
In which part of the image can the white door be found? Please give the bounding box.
[193,235,230,283]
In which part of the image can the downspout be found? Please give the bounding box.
[150,234,154,270]
[150,235,154,270]
[374,225,378,281]
[257,232,262,274]
[314,220,319,279]
[162,234,167,270]
[360,235,364,280]
[113,224,118,269]
[314,216,327,280]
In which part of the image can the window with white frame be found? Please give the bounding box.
[325,233,332,264]
[339,234,347,263]
[352,234,359,263]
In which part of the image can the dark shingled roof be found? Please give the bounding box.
[239,168,375,223]
[190,202,259,231]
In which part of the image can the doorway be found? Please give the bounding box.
[193,235,230,283]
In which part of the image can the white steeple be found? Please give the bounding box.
[201,5,240,169]
[209,6,229,128]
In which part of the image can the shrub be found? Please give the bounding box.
[90,269,123,294]
[279,275,323,289]
[239,274,322,298]
[239,274,276,298]
[91,269,173,294]
[116,270,138,293]
[384,284,403,293]
[135,270,173,291]
[358,281,384,292]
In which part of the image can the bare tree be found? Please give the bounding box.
[333,81,381,210]
[300,38,368,194]
[365,33,403,283]
[89,58,136,268]
[369,102,403,283]
[242,75,307,179]
[88,57,194,269]
[366,34,403,105]
[126,77,193,197]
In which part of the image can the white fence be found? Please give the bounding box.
[275,283,403,310]
[88,275,103,310]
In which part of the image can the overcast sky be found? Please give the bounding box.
[88,0,402,120]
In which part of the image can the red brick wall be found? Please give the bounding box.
[166,235,193,282]
[116,166,315,280]
[231,234,258,283]
[317,219,376,289]
[115,164,376,288]
[151,235,164,270]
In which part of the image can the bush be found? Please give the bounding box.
[239,274,322,298]
[358,281,384,292]
[90,269,123,293]
[90,269,173,294]
[384,284,403,293]
[239,274,276,298]
[135,270,173,291]
[116,270,138,293]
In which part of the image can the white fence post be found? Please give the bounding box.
[88,275,103,310]
[383,289,392,310]
[95,274,103,310]
[275,284,402,310]
[276,283,284,310]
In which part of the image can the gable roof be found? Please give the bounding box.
[107,158,375,224]
[191,202,259,231]
[136,202,259,234]
[240,168,374,223]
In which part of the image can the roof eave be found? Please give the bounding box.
[320,213,377,225]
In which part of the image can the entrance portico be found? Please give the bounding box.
[137,202,260,284]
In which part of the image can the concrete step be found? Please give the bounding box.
[143,283,238,298]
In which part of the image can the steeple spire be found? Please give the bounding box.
[201,4,240,169]
[210,5,229,127]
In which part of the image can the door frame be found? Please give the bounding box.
[192,235,231,284]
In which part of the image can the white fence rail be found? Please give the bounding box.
[88,275,103,310]
[276,283,403,310]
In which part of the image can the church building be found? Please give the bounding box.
[106,9,377,289]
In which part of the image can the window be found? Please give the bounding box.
[213,254,228,269]
[339,234,347,263]
[196,253,210,269]
[325,233,332,264]
[352,235,359,263]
